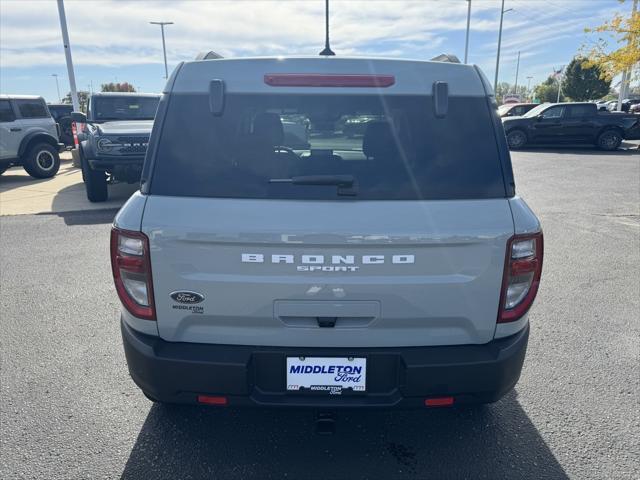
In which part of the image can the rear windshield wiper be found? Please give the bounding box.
[269,175,357,196]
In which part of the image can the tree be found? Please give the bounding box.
[583,0,640,81]
[561,57,611,100]
[61,90,90,112]
[101,82,136,92]
[533,76,566,103]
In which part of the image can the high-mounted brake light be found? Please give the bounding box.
[264,74,395,88]
[498,232,543,323]
[110,228,156,320]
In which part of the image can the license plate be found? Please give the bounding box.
[286,357,366,394]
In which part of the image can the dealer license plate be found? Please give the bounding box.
[286,357,366,394]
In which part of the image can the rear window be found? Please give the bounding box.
[150,93,506,200]
[0,100,16,122]
[92,96,159,121]
[15,99,49,118]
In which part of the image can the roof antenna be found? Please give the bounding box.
[319,0,335,56]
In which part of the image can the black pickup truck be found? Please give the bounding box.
[72,93,160,202]
[502,102,640,151]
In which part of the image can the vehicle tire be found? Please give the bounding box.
[506,129,527,149]
[596,130,622,151]
[82,156,108,202]
[22,143,60,178]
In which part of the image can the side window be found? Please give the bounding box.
[513,106,524,116]
[567,105,592,118]
[0,100,16,123]
[541,106,565,119]
[14,99,49,119]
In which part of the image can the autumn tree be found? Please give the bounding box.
[100,82,136,92]
[562,57,611,100]
[583,0,640,81]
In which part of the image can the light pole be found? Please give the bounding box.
[464,0,472,64]
[493,0,513,93]
[56,0,79,111]
[617,0,638,111]
[513,50,520,94]
[526,76,533,101]
[150,21,173,78]
[51,74,61,102]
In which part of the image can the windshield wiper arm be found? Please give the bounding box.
[269,175,357,196]
[270,175,354,186]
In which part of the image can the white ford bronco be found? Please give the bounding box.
[112,57,543,408]
[0,95,64,178]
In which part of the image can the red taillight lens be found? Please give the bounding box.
[264,74,395,88]
[110,228,156,320]
[71,122,79,147]
[498,232,544,323]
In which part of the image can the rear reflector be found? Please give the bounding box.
[425,397,455,407]
[264,74,395,88]
[197,395,228,406]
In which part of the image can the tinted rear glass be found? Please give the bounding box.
[150,94,506,200]
[15,99,48,118]
[92,96,159,121]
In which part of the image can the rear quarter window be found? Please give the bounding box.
[149,93,506,201]
[14,99,49,119]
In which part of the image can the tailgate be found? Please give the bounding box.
[143,197,514,347]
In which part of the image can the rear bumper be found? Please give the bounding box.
[121,319,529,408]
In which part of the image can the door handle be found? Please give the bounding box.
[10,127,22,132]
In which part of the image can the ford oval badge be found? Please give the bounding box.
[170,291,205,304]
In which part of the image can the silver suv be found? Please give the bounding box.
[112,57,543,408]
[0,95,63,178]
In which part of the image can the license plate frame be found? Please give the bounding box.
[286,356,367,394]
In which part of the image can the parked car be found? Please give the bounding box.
[502,102,640,150]
[595,100,610,112]
[113,56,543,408]
[497,103,538,118]
[47,103,74,147]
[630,103,640,114]
[0,95,64,177]
[72,92,160,202]
[620,98,640,112]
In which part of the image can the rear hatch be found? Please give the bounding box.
[142,60,514,347]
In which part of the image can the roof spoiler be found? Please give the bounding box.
[430,54,461,64]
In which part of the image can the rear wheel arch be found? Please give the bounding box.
[18,132,58,159]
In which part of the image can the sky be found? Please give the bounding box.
[0,0,631,103]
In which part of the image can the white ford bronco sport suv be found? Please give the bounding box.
[0,95,64,178]
[112,57,543,408]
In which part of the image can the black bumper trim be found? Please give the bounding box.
[121,319,529,408]
[88,156,144,170]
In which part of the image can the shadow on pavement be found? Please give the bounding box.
[49,182,137,225]
[39,208,120,226]
[121,390,568,480]
[515,143,639,156]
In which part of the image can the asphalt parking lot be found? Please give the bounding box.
[1,146,639,479]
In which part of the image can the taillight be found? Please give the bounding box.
[264,74,395,88]
[110,228,156,320]
[498,232,543,323]
[71,122,79,147]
